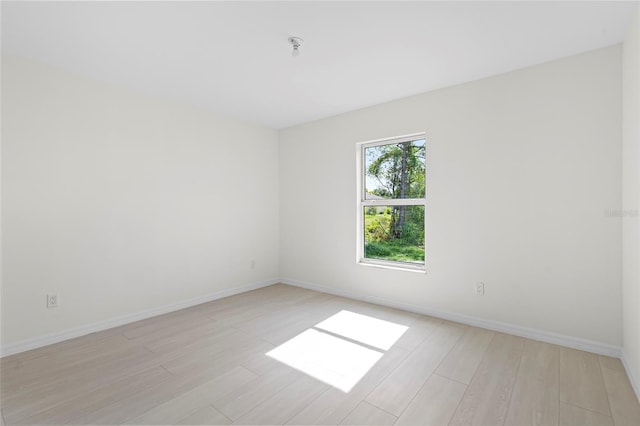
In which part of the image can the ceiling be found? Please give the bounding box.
[1,1,637,129]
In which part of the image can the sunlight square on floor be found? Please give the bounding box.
[315,310,409,351]
[266,310,408,392]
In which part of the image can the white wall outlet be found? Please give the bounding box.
[250,259,256,269]
[47,293,59,308]
[475,282,485,296]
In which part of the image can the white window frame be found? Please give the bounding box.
[356,133,427,272]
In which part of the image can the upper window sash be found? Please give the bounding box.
[360,136,426,202]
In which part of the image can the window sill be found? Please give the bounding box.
[357,260,427,274]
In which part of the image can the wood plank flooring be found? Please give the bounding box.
[1,284,638,425]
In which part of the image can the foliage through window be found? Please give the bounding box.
[358,135,426,270]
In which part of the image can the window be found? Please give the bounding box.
[357,134,426,271]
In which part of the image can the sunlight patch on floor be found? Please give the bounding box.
[315,310,408,351]
[266,310,408,392]
[267,329,383,392]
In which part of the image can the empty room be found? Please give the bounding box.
[1,1,640,425]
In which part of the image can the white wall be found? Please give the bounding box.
[1,55,280,350]
[1,44,628,359]
[623,7,640,400]
[279,46,622,348]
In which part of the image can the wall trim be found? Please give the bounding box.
[0,278,278,358]
[280,277,622,358]
[2,276,626,363]
[622,348,640,403]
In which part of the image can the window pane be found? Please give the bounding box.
[364,140,425,199]
[363,205,424,264]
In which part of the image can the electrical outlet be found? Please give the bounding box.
[475,282,485,296]
[250,259,256,269]
[47,293,59,308]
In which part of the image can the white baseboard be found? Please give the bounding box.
[621,348,640,403]
[3,276,626,364]
[0,278,278,358]
[280,277,622,358]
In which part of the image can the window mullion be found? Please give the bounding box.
[361,198,424,206]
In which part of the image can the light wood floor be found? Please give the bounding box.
[1,284,639,425]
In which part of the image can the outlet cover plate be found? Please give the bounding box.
[47,294,59,308]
